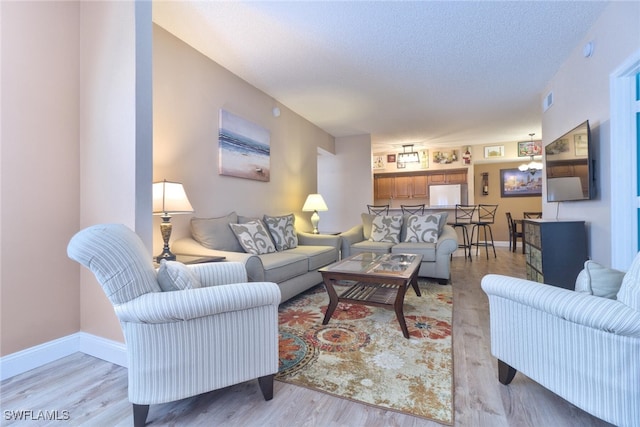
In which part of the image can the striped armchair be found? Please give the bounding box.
[67,224,281,427]
[481,252,640,427]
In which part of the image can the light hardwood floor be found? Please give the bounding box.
[1,248,613,426]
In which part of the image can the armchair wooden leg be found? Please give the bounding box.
[498,359,517,385]
[258,374,275,401]
[133,404,149,427]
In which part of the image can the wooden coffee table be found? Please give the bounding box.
[318,252,423,338]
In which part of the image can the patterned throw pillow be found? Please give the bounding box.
[229,220,277,255]
[157,260,202,292]
[263,214,298,251]
[404,214,441,243]
[369,215,403,243]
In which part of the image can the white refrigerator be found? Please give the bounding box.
[429,184,468,207]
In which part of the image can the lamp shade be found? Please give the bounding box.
[152,180,194,214]
[302,194,328,212]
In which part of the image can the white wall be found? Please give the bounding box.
[541,1,640,266]
[318,134,372,232]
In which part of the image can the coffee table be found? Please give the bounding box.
[318,252,423,338]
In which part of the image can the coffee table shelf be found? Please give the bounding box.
[340,282,399,305]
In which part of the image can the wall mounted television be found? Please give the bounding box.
[545,120,594,202]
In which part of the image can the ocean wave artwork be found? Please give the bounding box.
[218,109,271,182]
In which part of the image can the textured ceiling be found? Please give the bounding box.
[153,1,608,153]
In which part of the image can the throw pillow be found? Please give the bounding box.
[229,220,277,255]
[574,260,625,299]
[404,214,440,243]
[617,251,640,311]
[263,214,298,251]
[190,212,244,252]
[157,260,202,292]
[369,215,403,243]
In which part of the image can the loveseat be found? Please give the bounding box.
[172,212,341,302]
[340,212,458,283]
[481,254,640,427]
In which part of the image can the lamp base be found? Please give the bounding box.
[156,215,176,263]
[311,211,320,234]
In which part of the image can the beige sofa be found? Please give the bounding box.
[172,212,341,302]
[340,213,458,284]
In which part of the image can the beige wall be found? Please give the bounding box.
[472,162,542,242]
[152,26,335,247]
[541,1,640,265]
[1,1,81,356]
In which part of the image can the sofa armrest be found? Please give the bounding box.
[187,261,248,286]
[172,237,266,281]
[481,274,640,337]
[297,232,341,249]
[115,282,281,324]
[339,225,365,258]
[436,225,458,254]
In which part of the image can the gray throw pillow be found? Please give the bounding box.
[157,260,202,292]
[229,220,277,255]
[369,215,403,243]
[190,212,243,252]
[404,214,439,243]
[263,214,298,251]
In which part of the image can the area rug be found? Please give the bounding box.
[276,280,453,425]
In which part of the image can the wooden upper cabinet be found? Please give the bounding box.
[373,168,468,200]
[412,175,428,198]
[374,175,394,199]
[394,176,413,198]
[446,171,467,184]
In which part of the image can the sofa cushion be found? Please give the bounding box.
[351,240,394,255]
[263,214,298,251]
[574,260,625,299]
[258,252,309,283]
[286,245,338,271]
[361,213,376,240]
[229,220,277,255]
[370,215,403,243]
[392,242,437,262]
[404,214,440,243]
[617,251,640,310]
[190,212,243,252]
[157,260,202,292]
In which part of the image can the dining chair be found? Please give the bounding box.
[524,211,542,219]
[505,212,524,253]
[471,204,498,259]
[401,204,425,215]
[367,204,389,215]
[448,204,477,260]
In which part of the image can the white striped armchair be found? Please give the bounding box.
[67,224,281,427]
[481,252,640,427]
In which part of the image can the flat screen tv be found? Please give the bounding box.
[545,120,594,202]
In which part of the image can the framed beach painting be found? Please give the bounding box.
[500,168,543,197]
[218,109,271,182]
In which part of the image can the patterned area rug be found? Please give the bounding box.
[276,280,453,425]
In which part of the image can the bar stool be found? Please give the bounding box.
[367,204,389,215]
[448,204,476,260]
[471,204,498,259]
[401,204,425,215]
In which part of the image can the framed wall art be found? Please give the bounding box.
[387,154,396,163]
[517,140,542,157]
[484,145,504,158]
[219,109,271,182]
[500,168,542,197]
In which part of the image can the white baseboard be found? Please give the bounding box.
[1,332,127,381]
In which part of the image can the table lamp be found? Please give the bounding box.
[302,193,328,234]
[153,180,194,262]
